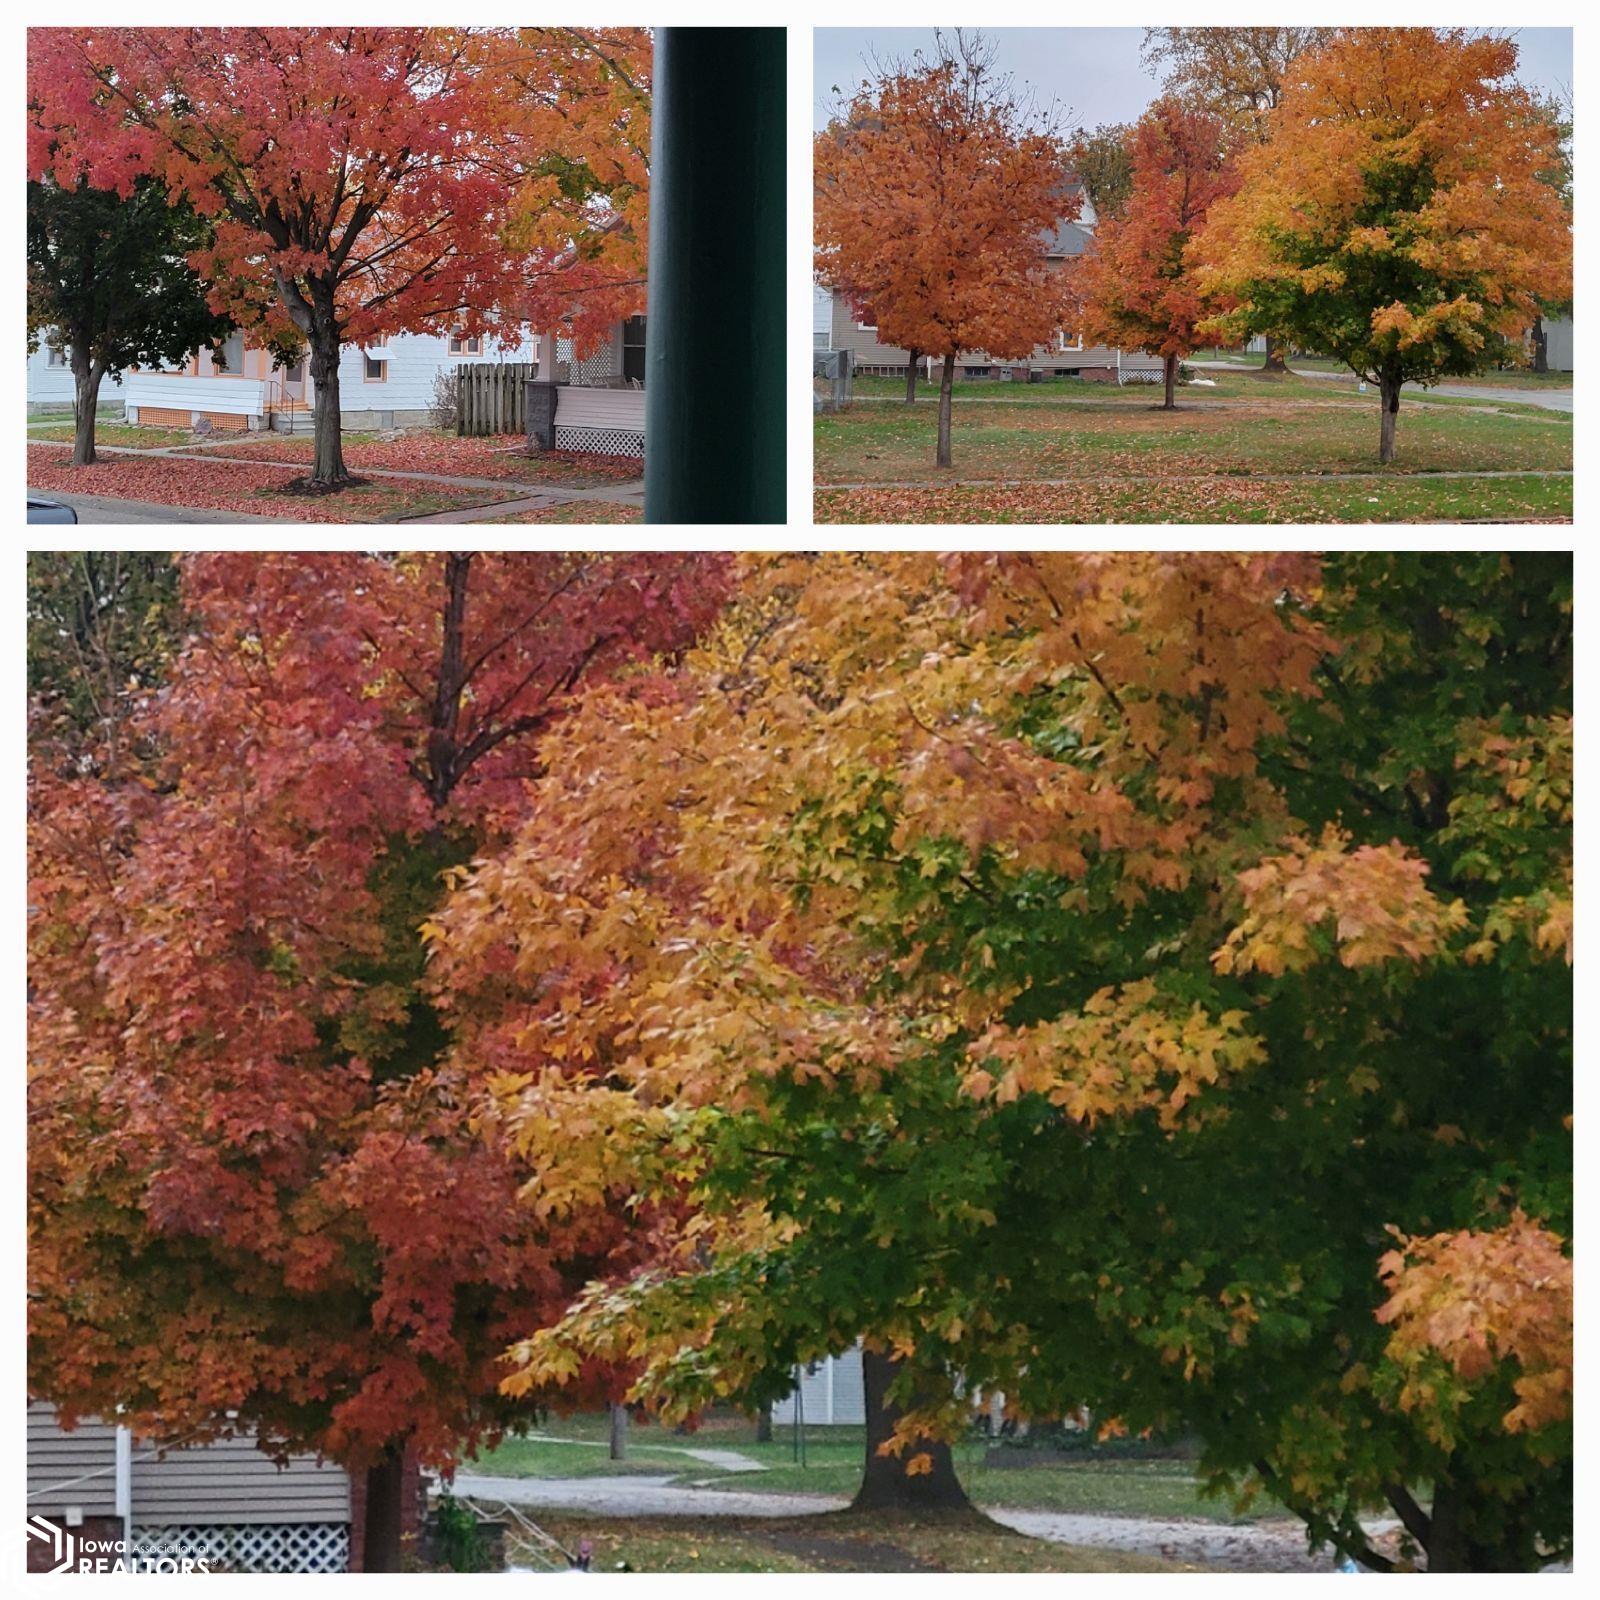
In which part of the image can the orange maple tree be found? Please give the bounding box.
[428,552,1569,1566]
[27,552,730,1568]
[1196,28,1573,462]
[814,35,1073,467]
[1074,98,1239,409]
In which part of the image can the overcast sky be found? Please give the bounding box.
[813,27,1573,131]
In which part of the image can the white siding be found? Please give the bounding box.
[1544,316,1573,372]
[124,373,268,419]
[341,330,538,416]
[556,386,646,430]
[27,1402,120,1518]
[27,340,128,407]
[772,1345,866,1427]
[813,286,833,348]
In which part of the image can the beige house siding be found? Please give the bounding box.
[822,287,1155,377]
[132,1435,350,1527]
[28,1402,351,1527]
[28,1404,121,1519]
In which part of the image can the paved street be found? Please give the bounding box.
[28,489,299,524]
[1192,361,1574,413]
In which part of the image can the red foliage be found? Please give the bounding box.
[28,554,733,1470]
[1075,99,1239,369]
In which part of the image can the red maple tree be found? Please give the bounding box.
[27,28,648,489]
[28,553,731,1569]
[1074,98,1239,408]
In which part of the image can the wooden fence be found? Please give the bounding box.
[456,362,534,437]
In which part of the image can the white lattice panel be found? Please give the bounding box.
[554,426,644,459]
[130,1523,349,1573]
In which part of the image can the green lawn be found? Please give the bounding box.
[820,372,1571,522]
[530,1509,1185,1573]
[466,1413,1279,1525]
[28,422,201,449]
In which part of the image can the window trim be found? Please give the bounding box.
[363,354,388,383]
[448,333,483,357]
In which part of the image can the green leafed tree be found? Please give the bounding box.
[1197,29,1574,462]
[27,178,233,465]
[446,552,1570,1568]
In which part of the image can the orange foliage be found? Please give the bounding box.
[1378,1213,1572,1438]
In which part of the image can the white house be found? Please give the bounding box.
[113,317,647,446]
[771,1347,867,1428]
[27,340,127,413]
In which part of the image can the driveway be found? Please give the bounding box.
[447,1470,1363,1572]
[27,489,299,524]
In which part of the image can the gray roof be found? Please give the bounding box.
[1045,219,1095,258]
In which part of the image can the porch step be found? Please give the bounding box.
[270,410,316,434]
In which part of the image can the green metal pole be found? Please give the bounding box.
[644,27,786,524]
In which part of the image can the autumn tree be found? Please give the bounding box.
[1196,29,1573,463]
[434,552,1569,1566]
[1075,99,1238,409]
[26,178,232,466]
[27,552,730,1570]
[1142,25,1334,372]
[28,28,650,491]
[814,34,1072,467]
[494,28,652,347]
[1069,123,1134,221]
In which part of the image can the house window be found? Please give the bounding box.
[46,345,68,368]
[448,333,482,357]
[1056,330,1083,353]
[214,329,245,373]
[622,315,647,385]
[856,318,877,332]
[363,354,388,383]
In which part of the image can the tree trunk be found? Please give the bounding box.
[1260,335,1289,375]
[306,302,351,488]
[755,1402,773,1444]
[1378,373,1402,464]
[1531,316,1549,374]
[1162,353,1178,410]
[904,352,920,404]
[609,1403,629,1461]
[361,1445,405,1573]
[935,353,955,468]
[1425,1480,1537,1572]
[69,346,105,467]
[850,1348,970,1514]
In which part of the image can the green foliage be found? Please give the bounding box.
[26,552,183,762]
[429,1492,494,1572]
[27,177,232,379]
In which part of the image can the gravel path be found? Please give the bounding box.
[447,1471,1368,1572]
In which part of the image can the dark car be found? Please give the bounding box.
[27,497,78,524]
